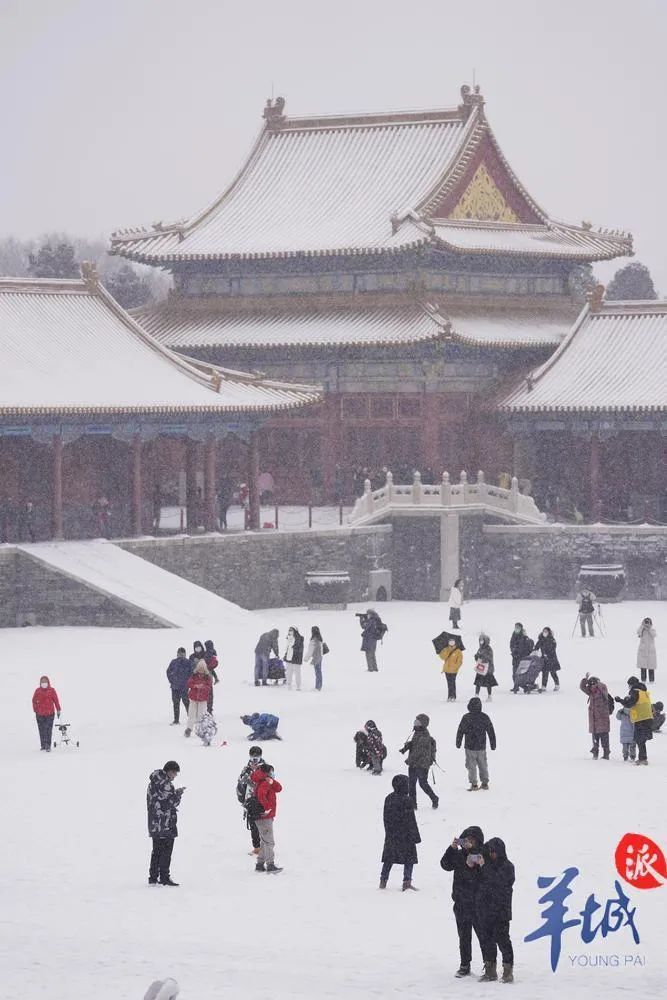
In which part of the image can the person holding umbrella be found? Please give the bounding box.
[433,631,465,702]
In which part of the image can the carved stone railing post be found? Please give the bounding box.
[510,475,519,512]
[440,470,451,506]
[477,469,486,503]
[385,469,394,504]
[364,478,373,516]
[412,470,423,504]
[460,470,468,504]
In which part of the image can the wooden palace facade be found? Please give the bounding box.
[110,85,665,519]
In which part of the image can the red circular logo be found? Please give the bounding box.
[615,833,667,889]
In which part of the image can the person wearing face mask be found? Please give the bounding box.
[32,675,61,751]
[283,626,304,690]
[509,624,533,685]
[250,762,283,873]
[441,638,463,701]
[534,626,560,692]
[236,745,265,855]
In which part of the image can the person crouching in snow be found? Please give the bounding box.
[441,638,463,701]
[473,634,497,701]
[579,673,611,759]
[32,675,61,751]
[241,712,281,740]
[379,775,421,891]
[251,762,283,873]
[184,661,212,737]
[364,720,386,774]
[476,837,515,983]
[195,711,218,747]
[455,697,496,791]
[616,705,637,761]
[652,701,665,734]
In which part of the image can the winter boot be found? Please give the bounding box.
[479,961,498,982]
[481,781,489,790]
[184,728,192,737]
[468,783,479,791]
[590,746,598,759]
[160,878,179,887]
[487,691,492,701]
[636,759,648,766]
[379,879,387,889]
[431,796,439,809]
[454,966,470,978]
[170,720,180,726]
[402,880,418,891]
[602,752,610,760]
[255,861,266,872]
[554,684,560,692]
[501,963,514,983]
[266,863,283,873]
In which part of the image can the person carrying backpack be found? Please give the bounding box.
[236,745,264,855]
[577,589,596,637]
[358,609,387,672]
[250,762,283,873]
[399,713,439,809]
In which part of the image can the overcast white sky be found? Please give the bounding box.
[2,0,665,290]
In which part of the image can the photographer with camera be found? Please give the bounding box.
[357,608,387,672]
[440,826,485,978]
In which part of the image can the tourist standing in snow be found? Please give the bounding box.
[251,763,283,873]
[358,609,387,672]
[440,826,485,978]
[305,625,325,691]
[399,713,439,809]
[379,774,421,890]
[473,635,497,700]
[236,745,264,855]
[17,499,36,543]
[616,706,637,761]
[254,628,279,687]
[614,677,653,765]
[455,697,496,791]
[579,674,611,759]
[577,588,596,637]
[166,647,191,725]
[204,639,219,713]
[189,641,205,671]
[147,760,184,886]
[534,627,561,691]
[509,624,533,684]
[448,579,463,630]
[364,720,386,775]
[441,638,463,701]
[283,626,304,690]
[636,618,657,684]
[32,675,61,751]
[184,660,212,737]
[476,837,515,983]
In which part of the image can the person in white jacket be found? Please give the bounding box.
[283,626,304,690]
[449,579,463,630]
[636,618,657,684]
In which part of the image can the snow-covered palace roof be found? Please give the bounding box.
[0,274,321,416]
[110,86,632,265]
[499,298,667,413]
[138,299,572,351]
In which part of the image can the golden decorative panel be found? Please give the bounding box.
[449,163,519,223]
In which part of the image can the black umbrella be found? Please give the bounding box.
[432,630,465,654]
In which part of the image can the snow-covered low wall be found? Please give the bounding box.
[463,522,667,600]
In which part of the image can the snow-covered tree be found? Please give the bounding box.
[606,262,657,300]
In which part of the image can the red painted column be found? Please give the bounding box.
[421,393,441,476]
[131,433,142,536]
[205,434,217,532]
[247,431,260,530]
[590,432,601,521]
[52,432,64,539]
[322,395,342,499]
[185,438,199,532]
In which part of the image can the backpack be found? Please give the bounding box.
[608,693,615,715]
[580,595,594,614]
[246,795,265,821]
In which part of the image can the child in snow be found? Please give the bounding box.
[185,661,212,737]
[474,635,497,701]
[251,762,283,873]
[363,720,386,775]
[579,674,611,759]
[652,701,665,734]
[241,712,281,740]
[195,711,218,747]
[441,638,463,701]
[455,696,496,791]
[616,706,637,761]
[32,675,62,751]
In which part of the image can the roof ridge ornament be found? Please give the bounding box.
[263,96,286,129]
[80,261,99,290]
[458,83,485,121]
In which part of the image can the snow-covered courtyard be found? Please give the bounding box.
[2,599,665,999]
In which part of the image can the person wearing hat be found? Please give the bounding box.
[455,697,497,791]
[652,701,665,734]
[509,624,533,685]
[399,714,439,809]
[166,647,191,726]
[31,675,61,751]
[615,677,653,765]
[146,761,185,886]
[236,746,265,855]
[579,674,611,759]
[636,618,657,684]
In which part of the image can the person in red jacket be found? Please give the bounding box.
[250,763,283,873]
[184,661,212,737]
[32,675,61,751]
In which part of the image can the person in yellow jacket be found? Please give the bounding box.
[614,676,653,766]
[441,638,463,701]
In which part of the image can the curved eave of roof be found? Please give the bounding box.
[110,236,431,264]
[431,225,631,262]
[0,398,320,417]
[447,332,561,350]
[499,404,666,414]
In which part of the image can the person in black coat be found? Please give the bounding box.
[534,627,561,691]
[455,697,496,791]
[399,713,439,809]
[440,825,485,978]
[509,623,534,683]
[380,775,421,891]
[476,837,515,983]
[359,609,387,672]
[166,647,192,725]
[614,677,653,763]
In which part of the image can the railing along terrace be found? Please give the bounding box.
[348,470,546,525]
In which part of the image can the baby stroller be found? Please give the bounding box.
[267,657,286,685]
[53,721,79,748]
[513,652,543,694]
